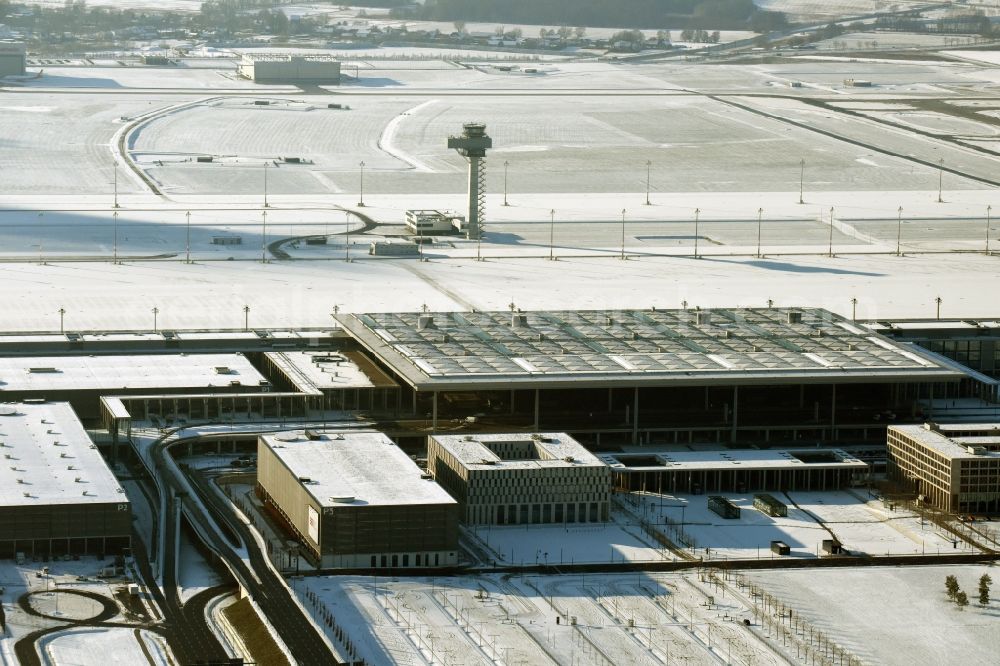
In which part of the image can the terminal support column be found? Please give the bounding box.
[533,390,539,430]
[730,386,739,443]
[632,387,640,444]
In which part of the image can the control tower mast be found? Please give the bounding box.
[447,123,492,240]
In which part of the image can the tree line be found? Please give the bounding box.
[389,0,787,31]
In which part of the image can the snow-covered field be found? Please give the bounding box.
[297,571,794,666]
[751,564,1000,666]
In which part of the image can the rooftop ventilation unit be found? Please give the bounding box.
[418,314,435,331]
[787,311,803,325]
[696,311,712,326]
[511,314,528,328]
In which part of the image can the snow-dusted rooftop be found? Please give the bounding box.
[601,448,867,471]
[0,353,265,393]
[264,350,396,392]
[336,308,958,390]
[430,432,605,470]
[890,423,1000,460]
[0,402,126,507]
[259,430,457,508]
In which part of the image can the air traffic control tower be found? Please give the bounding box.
[447,123,492,240]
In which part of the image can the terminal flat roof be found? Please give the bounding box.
[260,430,457,508]
[891,423,1000,460]
[430,432,606,470]
[0,402,126,507]
[336,308,959,391]
[600,448,868,471]
[0,353,266,393]
[264,350,396,393]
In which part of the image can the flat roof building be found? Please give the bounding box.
[262,350,400,414]
[0,402,130,559]
[0,353,268,418]
[237,53,340,83]
[257,430,459,569]
[602,448,869,494]
[428,432,611,525]
[888,422,1000,514]
[337,308,960,446]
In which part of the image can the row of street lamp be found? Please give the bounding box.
[101,158,987,263]
[53,294,951,334]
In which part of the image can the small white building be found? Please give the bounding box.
[404,209,466,236]
[427,432,611,525]
[237,53,341,83]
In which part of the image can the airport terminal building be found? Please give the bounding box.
[336,307,963,447]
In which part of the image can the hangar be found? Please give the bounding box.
[237,53,341,84]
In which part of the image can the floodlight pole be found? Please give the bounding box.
[357,161,366,207]
[113,210,119,264]
[756,207,763,258]
[935,296,942,320]
[185,211,191,263]
[503,160,509,206]
[113,162,120,209]
[243,305,250,331]
[645,160,652,205]
[798,158,805,204]
[152,307,159,333]
[261,209,267,263]
[58,308,65,334]
[851,298,858,321]
[694,208,700,259]
[986,205,992,255]
[937,158,944,203]
[263,161,270,208]
[896,206,903,256]
[828,206,835,257]
[549,208,555,260]
[620,208,627,260]
[345,210,351,262]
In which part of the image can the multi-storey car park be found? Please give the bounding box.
[0,401,130,559]
[257,429,459,569]
[335,307,964,448]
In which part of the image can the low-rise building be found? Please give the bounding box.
[0,402,130,559]
[602,448,869,494]
[257,430,459,569]
[888,422,1000,514]
[427,432,611,525]
[237,53,340,83]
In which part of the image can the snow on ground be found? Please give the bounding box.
[297,571,789,666]
[41,627,171,666]
[177,537,224,603]
[469,519,670,566]
[943,50,1000,66]
[621,490,970,560]
[0,558,135,665]
[790,490,964,556]
[750,564,1000,666]
[0,235,996,333]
